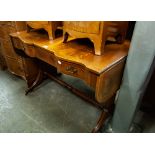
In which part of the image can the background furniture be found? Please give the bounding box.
[141,68,155,113]
[26,21,62,40]
[63,21,128,55]
[0,21,39,88]
[0,42,7,70]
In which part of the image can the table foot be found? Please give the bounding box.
[91,109,109,133]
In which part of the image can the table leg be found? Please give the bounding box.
[92,95,115,133]
[91,109,109,133]
[25,69,44,95]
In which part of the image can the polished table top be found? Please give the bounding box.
[10,31,130,75]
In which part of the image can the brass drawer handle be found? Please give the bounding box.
[66,66,78,74]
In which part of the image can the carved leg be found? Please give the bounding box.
[46,28,54,41]
[93,39,105,56]
[92,100,115,133]
[25,69,44,95]
[92,109,109,133]
[63,32,69,43]
[27,25,31,33]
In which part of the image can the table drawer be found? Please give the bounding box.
[57,60,86,80]
[36,47,56,67]
[27,21,49,29]
[24,44,36,57]
[64,21,100,34]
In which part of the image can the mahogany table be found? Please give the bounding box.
[10,31,130,132]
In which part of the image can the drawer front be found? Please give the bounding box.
[27,21,49,29]
[24,44,36,57]
[14,22,26,31]
[57,60,86,80]
[36,47,56,67]
[64,21,100,34]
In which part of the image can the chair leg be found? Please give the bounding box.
[63,32,69,43]
[47,28,54,40]
[93,39,104,56]
[27,25,31,33]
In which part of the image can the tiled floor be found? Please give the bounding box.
[0,70,100,132]
[0,70,155,132]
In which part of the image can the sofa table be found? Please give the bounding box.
[10,31,130,132]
